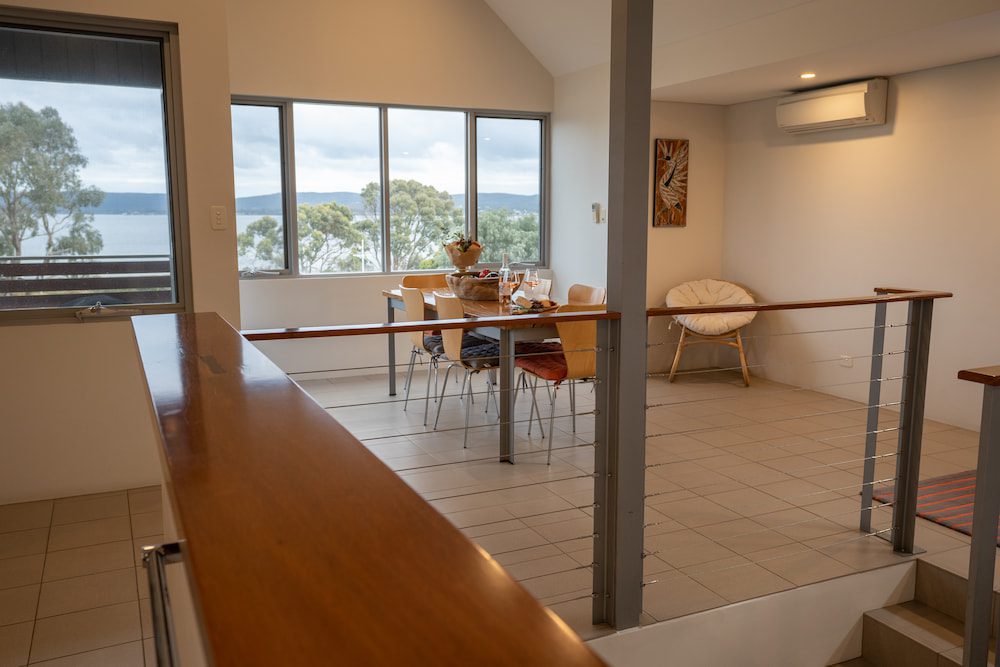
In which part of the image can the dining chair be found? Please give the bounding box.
[536,278,553,297]
[515,304,605,464]
[399,286,441,425]
[432,293,501,449]
[567,283,606,305]
[401,273,449,289]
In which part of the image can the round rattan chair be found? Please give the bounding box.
[665,279,756,386]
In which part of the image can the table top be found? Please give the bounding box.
[131,312,605,667]
[384,287,516,318]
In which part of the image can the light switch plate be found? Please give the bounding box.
[210,205,226,231]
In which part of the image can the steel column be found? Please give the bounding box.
[860,300,888,533]
[592,318,619,624]
[962,385,1000,667]
[604,0,653,629]
[499,327,514,463]
[387,299,397,396]
[891,299,934,554]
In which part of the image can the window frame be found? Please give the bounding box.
[0,8,192,324]
[230,96,549,278]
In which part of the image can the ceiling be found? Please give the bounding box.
[483,0,1000,104]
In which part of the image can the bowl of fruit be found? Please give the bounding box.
[445,268,502,301]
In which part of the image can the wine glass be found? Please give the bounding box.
[522,267,539,299]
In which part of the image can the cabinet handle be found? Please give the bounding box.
[142,542,183,667]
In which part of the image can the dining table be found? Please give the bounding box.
[382,287,558,463]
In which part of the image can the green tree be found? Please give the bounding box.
[477,209,539,264]
[237,180,463,273]
[385,179,462,271]
[0,102,104,257]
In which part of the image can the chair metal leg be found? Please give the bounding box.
[548,383,559,465]
[403,348,417,410]
[528,374,545,439]
[572,379,578,430]
[668,326,687,383]
[434,364,454,430]
[463,370,472,449]
[422,355,435,426]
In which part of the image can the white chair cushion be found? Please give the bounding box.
[666,279,757,336]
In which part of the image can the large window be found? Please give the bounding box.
[232,99,547,276]
[0,16,187,317]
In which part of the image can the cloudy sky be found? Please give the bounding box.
[3,78,541,199]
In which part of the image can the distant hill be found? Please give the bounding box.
[87,191,540,216]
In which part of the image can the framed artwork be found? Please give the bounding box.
[653,138,689,227]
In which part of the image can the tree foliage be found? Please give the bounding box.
[0,102,104,257]
[236,180,539,273]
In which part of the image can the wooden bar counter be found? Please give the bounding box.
[131,312,605,667]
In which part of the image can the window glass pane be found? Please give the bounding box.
[0,26,176,311]
[476,117,542,264]
[387,108,465,271]
[232,105,286,272]
[293,103,382,274]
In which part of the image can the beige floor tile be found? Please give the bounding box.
[652,497,741,529]
[0,621,32,667]
[128,513,163,541]
[473,528,549,555]
[707,487,792,517]
[143,638,154,667]
[0,501,52,535]
[51,494,129,527]
[126,489,161,517]
[543,597,614,641]
[30,641,144,667]
[687,559,794,602]
[505,554,581,581]
[645,529,738,569]
[0,583,38,626]
[29,602,141,663]
[519,567,592,600]
[139,598,151,639]
[753,543,855,585]
[641,571,726,621]
[43,541,134,583]
[0,529,48,561]
[753,507,847,541]
[695,518,795,554]
[36,568,137,618]
[48,517,131,552]
[0,554,44,590]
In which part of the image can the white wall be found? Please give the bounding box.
[1,0,240,503]
[550,63,727,369]
[723,56,1000,429]
[229,0,554,374]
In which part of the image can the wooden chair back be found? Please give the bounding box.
[567,283,606,305]
[434,293,466,362]
[402,273,448,289]
[399,286,429,348]
[554,304,606,380]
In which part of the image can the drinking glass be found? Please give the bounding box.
[522,267,539,298]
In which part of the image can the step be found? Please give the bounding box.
[915,558,1000,636]
[829,658,874,666]
[863,600,965,667]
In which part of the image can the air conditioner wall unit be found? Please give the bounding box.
[776,78,888,134]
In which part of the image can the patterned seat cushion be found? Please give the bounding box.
[515,342,567,382]
[460,342,500,369]
[423,333,486,355]
[665,279,756,336]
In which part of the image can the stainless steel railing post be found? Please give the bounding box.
[142,542,184,667]
[960,378,1000,667]
[892,298,934,554]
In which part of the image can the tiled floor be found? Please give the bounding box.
[0,487,162,667]
[297,367,978,639]
[0,368,984,656]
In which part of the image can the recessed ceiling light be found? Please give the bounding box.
[800,72,816,80]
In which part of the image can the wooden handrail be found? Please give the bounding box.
[131,312,605,666]
[646,287,952,318]
[242,309,620,341]
[958,366,1000,387]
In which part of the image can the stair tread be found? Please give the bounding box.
[865,600,965,654]
[829,659,873,666]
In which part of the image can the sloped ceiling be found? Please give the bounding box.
[483,0,1000,104]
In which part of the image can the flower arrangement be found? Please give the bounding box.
[443,233,483,273]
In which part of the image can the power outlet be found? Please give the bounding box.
[210,205,227,231]
[839,354,854,368]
